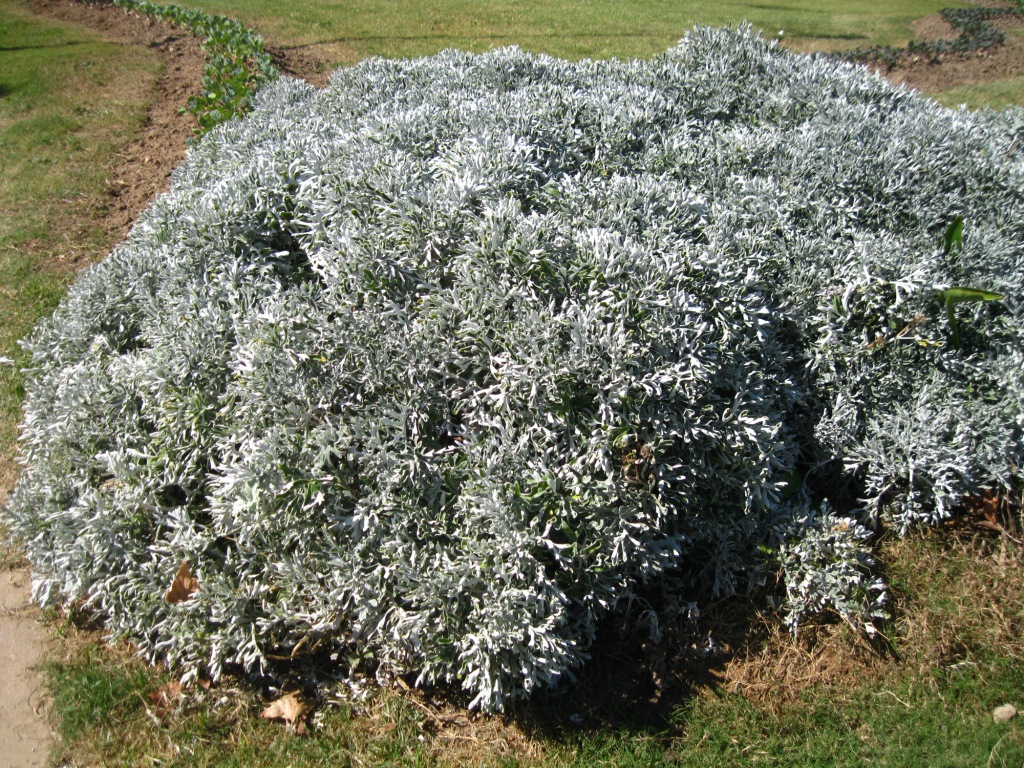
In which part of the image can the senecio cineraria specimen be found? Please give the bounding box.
[5,27,1023,712]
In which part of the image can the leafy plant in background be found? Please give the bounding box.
[111,0,278,134]
[4,26,1023,712]
[843,5,1022,68]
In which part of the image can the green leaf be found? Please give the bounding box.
[943,215,964,255]
[938,286,1005,349]
[938,287,1006,305]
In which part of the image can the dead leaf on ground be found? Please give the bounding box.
[978,489,1002,524]
[261,691,312,729]
[164,559,199,603]
[147,679,183,714]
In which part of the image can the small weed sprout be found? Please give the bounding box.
[4,27,1023,711]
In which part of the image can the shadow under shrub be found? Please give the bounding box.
[5,26,1023,712]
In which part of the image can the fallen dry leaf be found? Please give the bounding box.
[980,489,1002,524]
[164,559,199,604]
[260,691,312,726]
[962,489,1004,524]
[147,679,183,714]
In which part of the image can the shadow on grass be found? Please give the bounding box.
[510,614,739,737]
[492,592,790,739]
[239,552,890,742]
[240,591,767,739]
[0,41,92,52]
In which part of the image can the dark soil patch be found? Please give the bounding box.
[911,13,960,43]
[876,5,1024,96]
[267,43,334,88]
[25,0,203,259]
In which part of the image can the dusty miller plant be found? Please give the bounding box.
[5,26,1023,711]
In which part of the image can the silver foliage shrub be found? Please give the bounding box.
[777,506,886,634]
[5,26,1023,711]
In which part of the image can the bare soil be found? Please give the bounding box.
[27,0,204,251]
[884,9,1024,96]
[0,564,51,768]
[0,1,1022,765]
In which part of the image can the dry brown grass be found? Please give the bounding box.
[717,497,1024,712]
[885,527,1024,674]
[720,615,891,710]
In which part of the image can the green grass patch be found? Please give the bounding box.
[149,0,973,62]
[45,634,438,767]
[931,78,1024,110]
[0,0,160,490]
[0,5,155,245]
[670,659,1024,767]
[45,647,157,745]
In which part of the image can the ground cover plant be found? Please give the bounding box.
[7,22,1024,716]
[845,4,1022,66]
[110,0,277,133]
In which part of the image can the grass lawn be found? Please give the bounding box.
[150,0,974,63]
[1,1,1022,766]
[934,77,1024,110]
[0,0,161,492]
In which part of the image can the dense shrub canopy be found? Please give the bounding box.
[6,27,1023,711]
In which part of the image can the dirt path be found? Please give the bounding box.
[0,1,1021,766]
[0,566,51,768]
